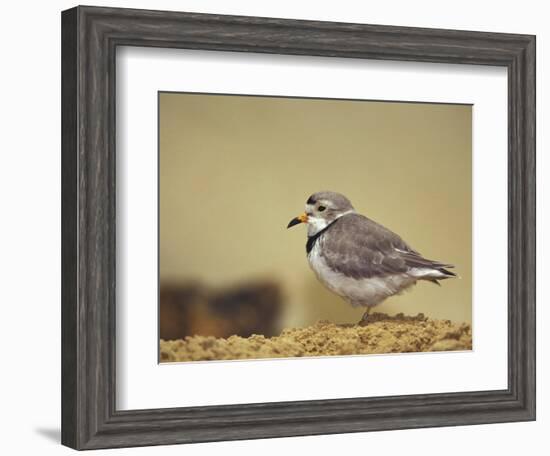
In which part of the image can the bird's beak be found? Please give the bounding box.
[287,212,308,228]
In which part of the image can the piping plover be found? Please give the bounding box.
[287,191,456,323]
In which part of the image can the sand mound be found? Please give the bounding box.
[160,313,472,362]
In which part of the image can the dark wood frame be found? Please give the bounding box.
[61,5,536,450]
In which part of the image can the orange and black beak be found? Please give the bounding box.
[287,212,308,228]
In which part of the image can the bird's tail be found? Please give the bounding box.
[423,266,457,286]
[400,250,458,283]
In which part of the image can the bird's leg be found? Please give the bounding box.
[358,306,372,326]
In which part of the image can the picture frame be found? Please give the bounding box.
[61,5,536,450]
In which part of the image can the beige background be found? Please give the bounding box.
[159,92,472,327]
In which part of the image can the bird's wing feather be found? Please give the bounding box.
[319,214,454,279]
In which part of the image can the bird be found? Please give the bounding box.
[287,191,456,323]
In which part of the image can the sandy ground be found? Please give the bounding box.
[160,313,472,362]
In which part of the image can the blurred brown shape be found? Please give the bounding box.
[159,280,282,340]
[159,282,205,341]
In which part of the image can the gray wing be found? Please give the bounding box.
[320,213,455,279]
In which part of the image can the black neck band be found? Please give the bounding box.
[306,218,340,254]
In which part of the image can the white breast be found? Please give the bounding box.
[307,239,417,308]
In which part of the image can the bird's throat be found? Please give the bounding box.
[306,218,340,254]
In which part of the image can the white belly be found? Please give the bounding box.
[307,241,417,308]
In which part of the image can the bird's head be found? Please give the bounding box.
[287,191,355,236]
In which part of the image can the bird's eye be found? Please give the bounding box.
[318,205,326,212]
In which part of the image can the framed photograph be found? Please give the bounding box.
[157,92,473,364]
[61,5,535,450]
